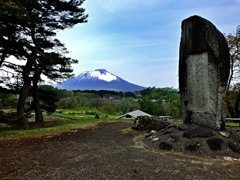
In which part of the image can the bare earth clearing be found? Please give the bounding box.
[1,121,240,180]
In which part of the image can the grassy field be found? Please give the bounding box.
[1,112,239,139]
[0,112,132,138]
[2,120,125,139]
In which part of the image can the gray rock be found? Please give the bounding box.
[229,129,240,143]
[179,15,230,130]
[183,126,215,138]
[177,124,191,131]
[132,116,173,131]
[207,138,224,151]
[162,130,174,135]
[228,141,240,153]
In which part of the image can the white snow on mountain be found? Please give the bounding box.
[77,69,117,82]
[55,69,146,92]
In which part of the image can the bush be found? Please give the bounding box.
[95,114,99,119]
[0,111,17,125]
[86,110,96,115]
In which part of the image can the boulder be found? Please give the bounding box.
[159,142,173,151]
[183,126,215,138]
[228,141,240,154]
[179,15,230,130]
[229,129,240,143]
[132,116,173,131]
[207,138,224,151]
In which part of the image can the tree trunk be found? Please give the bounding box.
[33,65,43,123]
[17,82,31,129]
[227,56,234,91]
[17,61,32,129]
[234,97,240,118]
[17,53,36,129]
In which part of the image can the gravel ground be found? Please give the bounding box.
[1,121,240,180]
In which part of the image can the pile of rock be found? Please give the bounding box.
[132,116,173,131]
[141,124,240,159]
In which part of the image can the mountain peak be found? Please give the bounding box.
[77,69,117,82]
[56,69,146,92]
[95,69,107,73]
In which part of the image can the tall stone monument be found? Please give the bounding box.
[179,15,230,130]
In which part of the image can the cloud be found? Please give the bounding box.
[91,0,170,14]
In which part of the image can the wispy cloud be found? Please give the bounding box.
[93,0,170,13]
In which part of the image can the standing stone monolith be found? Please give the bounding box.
[179,15,230,130]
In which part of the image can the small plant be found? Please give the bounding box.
[86,110,97,115]
[95,114,99,119]
[0,111,17,125]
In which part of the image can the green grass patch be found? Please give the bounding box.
[226,122,240,127]
[0,118,113,138]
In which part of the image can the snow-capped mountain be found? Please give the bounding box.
[55,69,146,92]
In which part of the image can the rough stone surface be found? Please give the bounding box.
[168,135,179,142]
[207,138,224,150]
[177,124,192,131]
[142,123,240,159]
[183,126,215,138]
[185,140,201,151]
[179,15,230,130]
[159,142,173,150]
[229,129,240,143]
[228,141,240,153]
[132,116,173,131]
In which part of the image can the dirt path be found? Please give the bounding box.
[1,121,240,180]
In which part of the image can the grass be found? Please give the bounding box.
[226,122,240,127]
[0,118,116,139]
[1,113,239,139]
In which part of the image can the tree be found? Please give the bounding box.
[138,87,155,115]
[0,0,88,129]
[225,26,240,89]
[138,87,181,117]
[225,26,240,117]
[225,83,240,118]
[37,85,61,115]
[118,97,139,114]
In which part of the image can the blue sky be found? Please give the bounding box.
[57,0,240,88]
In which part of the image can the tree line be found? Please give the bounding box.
[0,86,181,120]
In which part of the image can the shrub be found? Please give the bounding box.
[0,111,17,125]
[95,114,99,119]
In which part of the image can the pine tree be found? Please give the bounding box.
[0,0,88,129]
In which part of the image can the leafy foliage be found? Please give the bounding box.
[138,87,181,117]
[225,25,240,89]
[224,25,240,117]
[0,0,88,128]
[225,83,240,118]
